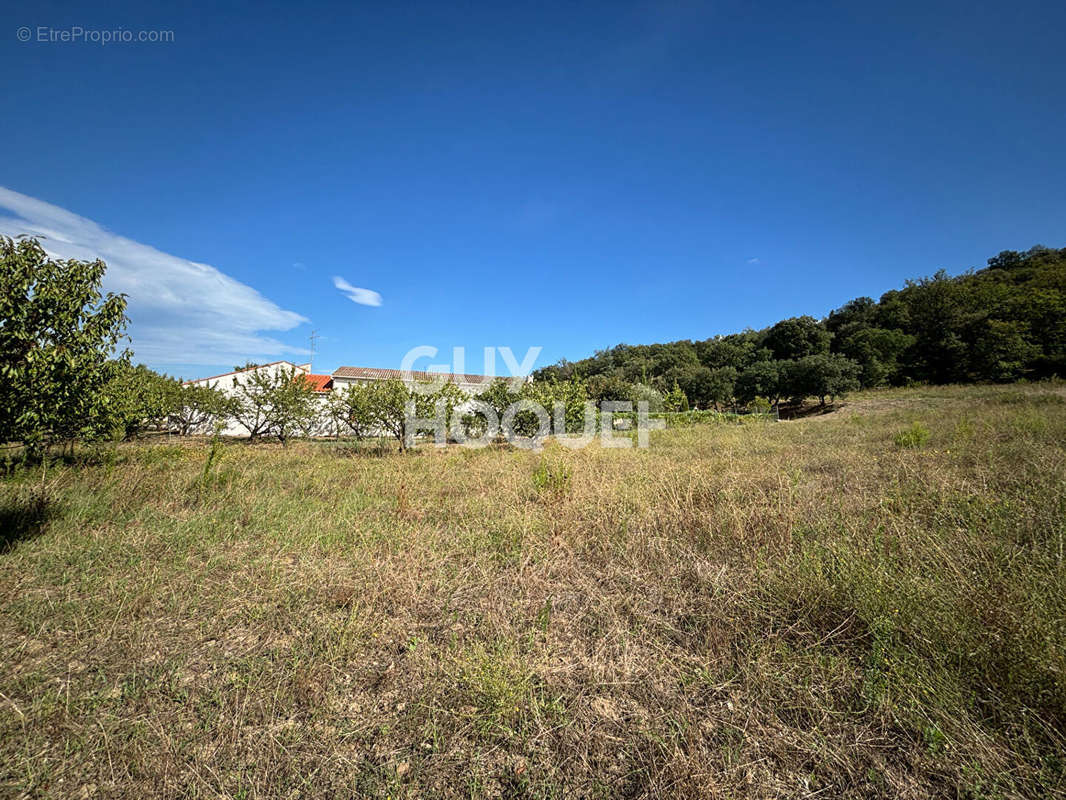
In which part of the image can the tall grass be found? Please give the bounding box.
[1,383,1063,798]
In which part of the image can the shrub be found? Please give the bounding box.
[531,460,571,495]
[629,382,664,412]
[748,396,773,414]
[663,381,689,412]
[894,421,931,449]
[460,411,489,439]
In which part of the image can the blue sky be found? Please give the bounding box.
[2,0,1064,379]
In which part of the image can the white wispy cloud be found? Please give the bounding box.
[332,276,382,307]
[746,257,761,264]
[0,187,309,369]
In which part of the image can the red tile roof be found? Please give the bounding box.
[302,374,333,393]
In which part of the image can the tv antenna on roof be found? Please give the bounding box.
[309,329,319,372]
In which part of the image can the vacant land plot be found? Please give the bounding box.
[1,384,1064,798]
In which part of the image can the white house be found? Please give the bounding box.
[183,361,331,437]
[183,361,513,438]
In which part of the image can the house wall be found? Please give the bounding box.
[330,374,496,424]
[184,361,312,437]
[182,365,526,439]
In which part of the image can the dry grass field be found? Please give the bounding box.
[2,384,1065,798]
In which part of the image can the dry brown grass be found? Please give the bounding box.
[1,383,1065,798]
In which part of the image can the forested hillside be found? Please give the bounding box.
[535,246,1066,408]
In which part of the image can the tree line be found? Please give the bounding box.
[4,237,1063,456]
[0,236,595,453]
[534,245,1066,408]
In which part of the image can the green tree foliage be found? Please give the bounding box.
[585,374,634,403]
[363,378,468,450]
[229,374,272,440]
[694,333,761,371]
[274,371,322,442]
[663,382,689,412]
[825,297,879,341]
[736,361,786,408]
[536,245,1066,396]
[363,379,410,449]
[0,237,129,455]
[889,272,970,383]
[230,366,317,444]
[967,319,1039,382]
[469,377,547,440]
[672,365,736,410]
[710,367,739,410]
[525,378,590,433]
[91,362,182,440]
[782,353,862,406]
[476,379,519,428]
[836,327,914,387]
[329,381,377,440]
[866,248,1066,383]
[763,316,832,361]
[411,379,468,441]
[669,366,708,409]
